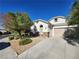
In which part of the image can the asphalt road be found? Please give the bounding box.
[0,34,10,39]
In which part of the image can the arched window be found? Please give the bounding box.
[40,25,43,28]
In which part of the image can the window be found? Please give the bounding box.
[40,25,43,28]
[54,18,58,22]
[40,25,43,32]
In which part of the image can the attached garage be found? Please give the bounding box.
[53,28,66,37]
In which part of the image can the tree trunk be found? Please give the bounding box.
[17,30,22,39]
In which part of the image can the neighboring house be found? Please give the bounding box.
[31,19,49,37]
[0,24,5,32]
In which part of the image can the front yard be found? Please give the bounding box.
[10,36,46,55]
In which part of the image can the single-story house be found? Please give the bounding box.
[31,19,49,37]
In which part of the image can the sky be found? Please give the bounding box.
[0,0,74,21]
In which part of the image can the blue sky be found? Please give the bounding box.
[0,0,74,21]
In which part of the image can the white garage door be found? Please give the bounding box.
[54,28,66,37]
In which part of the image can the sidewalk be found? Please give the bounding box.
[0,37,18,59]
[0,46,18,59]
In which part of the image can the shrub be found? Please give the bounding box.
[64,27,79,45]
[9,36,14,40]
[19,38,32,45]
[15,35,20,40]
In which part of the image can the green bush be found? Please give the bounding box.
[15,35,20,40]
[19,38,32,45]
[9,36,14,40]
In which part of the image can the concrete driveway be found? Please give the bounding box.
[19,37,79,59]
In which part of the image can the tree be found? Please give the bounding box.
[4,12,16,31]
[3,12,32,38]
[68,0,79,25]
[64,1,79,45]
[21,13,32,29]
